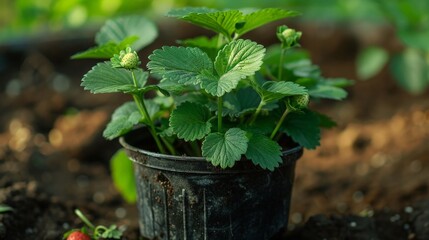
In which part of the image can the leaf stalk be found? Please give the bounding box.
[131,71,166,154]
[270,106,290,139]
[217,96,223,131]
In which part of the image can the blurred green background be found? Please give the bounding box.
[1,0,429,93]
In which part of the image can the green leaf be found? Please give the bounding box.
[82,62,148,94]
[158,79,195,93]
[357,46,389,79]
[390,47,429,94]
[398,30,429,51]
[223,87,261,116]
[315,112,337,129]
[261,81,307,102]
[308,85,347,100]
[215,39,265,78]
[100,225,123,239]
[237,8,299,36]
[245,133,282,171]
[110,149,137,203]
[179,35,219,49]
[178,35,220,60]
[71,36,139,59]
[0,204,14,213]
[323,78,354,88]
[171,9,243,37]
[170,102,212,141]
[202,128,248,168]
[167,7,217,17]
[148,46,213,85]
[199,70,237,97]
[96,15,158,51]
[201,39,265,97]
[282,110,320,149]
[103,102,141,140]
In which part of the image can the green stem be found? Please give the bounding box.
[270,107,290,139]
[94,226,108,237]
[278,48,286,81]
[248,100,265,126]
[131,71,166,154]
[217,96,223,132]
[161,137,176,155]
[75,209,95,230]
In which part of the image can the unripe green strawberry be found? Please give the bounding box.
[276,25,302,48]
[120,52,140,69]
[111,47,141,70]
[66,231,91,240]
[281,28,296,39]
[288,94,309,111]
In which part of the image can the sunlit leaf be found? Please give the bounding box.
[96,15,158,51]
[201,39,265,96]
[103,101,159,140]
[103,102,141,140]
[71,36,138,59]
[170,8,243,37]
[148,46,213,86]
[82,62,148,94]
[390,47,429,94]
[308,85,347,100]
[261,81,307,102]
[110,149,137,203]
[357,46,389,79]
[167,7,217,17]
[237,8,299,36]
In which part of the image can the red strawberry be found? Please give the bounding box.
[66,231,91,240]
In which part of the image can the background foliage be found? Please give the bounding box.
[2,0,428,91]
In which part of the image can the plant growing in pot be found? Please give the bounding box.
[73,7,350,240]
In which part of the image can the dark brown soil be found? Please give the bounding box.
[1,21,429,240]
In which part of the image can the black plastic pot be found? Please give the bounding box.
[120,128,303,240]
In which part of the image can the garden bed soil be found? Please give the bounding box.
[1,22,429,239]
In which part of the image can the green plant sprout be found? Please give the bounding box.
[73,8,350,201]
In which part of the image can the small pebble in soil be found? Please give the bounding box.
[405,206,413,214]
[115,207,127,218]
[25,228,34,235]
[349,221,357,228]
[62,222,70,229]
[390,214,401,222]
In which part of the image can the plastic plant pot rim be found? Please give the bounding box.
[119,131,303,174]
[120,135,303,162]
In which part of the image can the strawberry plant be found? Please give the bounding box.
[63,209,123,240]
[73,8,350,201]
